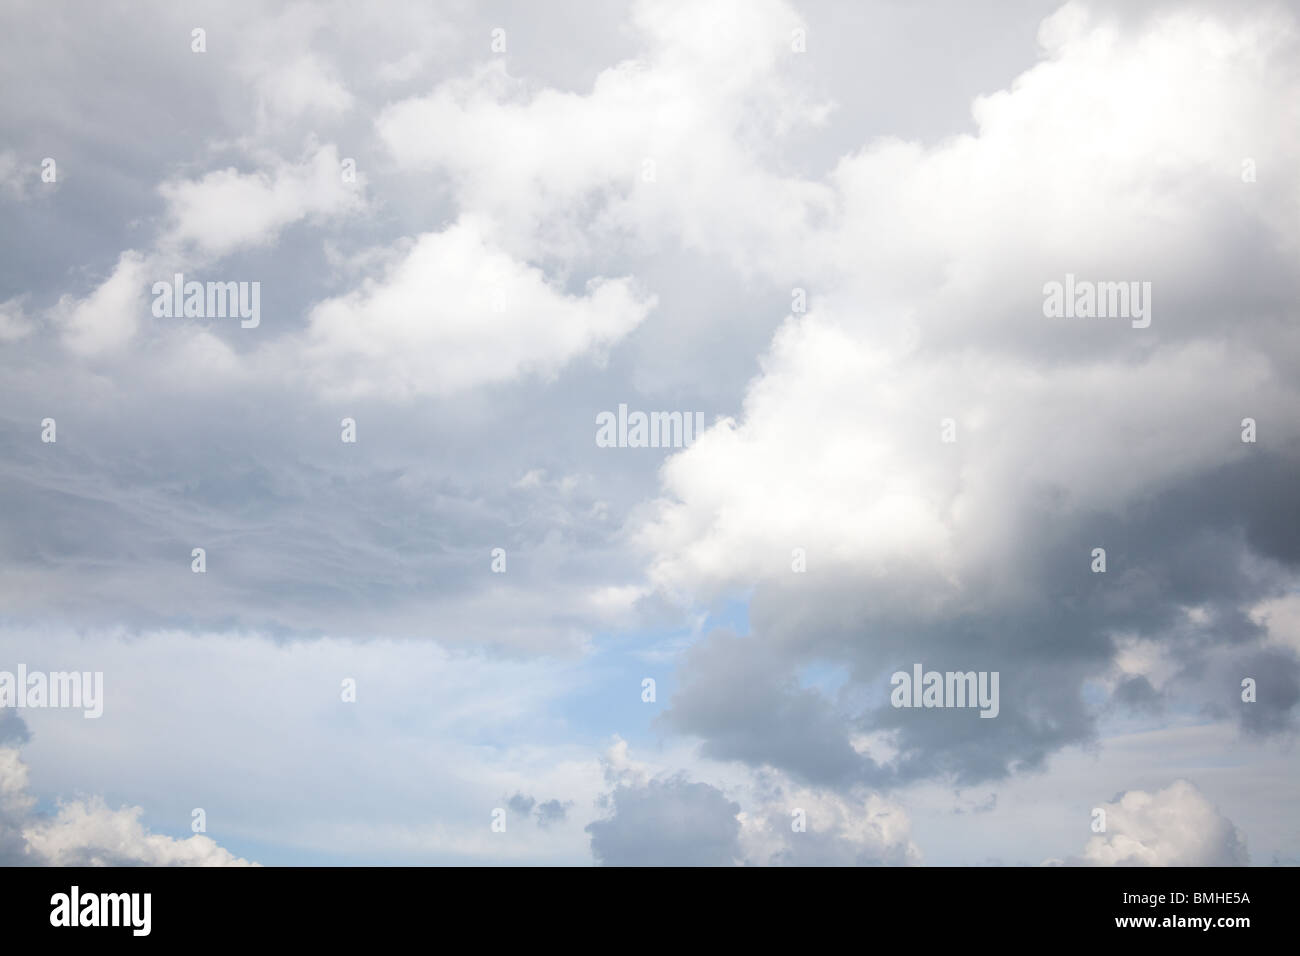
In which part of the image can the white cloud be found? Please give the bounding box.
[158,144,363,260]
[49,250,151,357]
[740,780,922,866]
[43,143,364,361]
[1067,779,1248,866]
[639,327,1288,602]
[1111,632,1180,691]
[0,746,255,866]
[1249,593,1300,654]
[375,0,833,266]
[1,626,608,864]
[253,54,354,123]
[635,4,1300,603]
[296,216,656,399]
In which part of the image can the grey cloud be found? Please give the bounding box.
[586,775,742,867]
[1112,675,1163,715]
[505,794,570,828]
[0,710,28,746]
[661,453,1300,789]
[506,792,535,816]
[1,0,1297,867]
[659,629,869,786]
[534,799,569,828]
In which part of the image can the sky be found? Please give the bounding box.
[0,0,1297,866]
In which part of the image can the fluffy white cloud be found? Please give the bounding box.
[640,323,1290,601]
[740,779,921,866]
[49,250,151,357]
[41,142,365,365]
[366,0,1300,603]
[637,2,1300,602]
[296,216,656,399]
[45,143,365,359]
[375,0,832,267]
[1064,779,1248,866]
[0,745,255,866]
[158,143,363,259]
[1250,592,1300,654]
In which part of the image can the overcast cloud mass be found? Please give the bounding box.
[0,0,1297,866]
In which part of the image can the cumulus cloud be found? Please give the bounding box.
[296,216,656,399]
[1055,779,1248,866]
[2,0,1297,867]
[0,724,254,867]
[22,796,257,867]
[375,0,833,266]
[585,739,919,865]
[40,142,363,360]
[49,250,152,356]
[630,1,1300,788]
[639,2,1300,600]
[158,143,363,260]
[740,777,921,866]
[587,773,744,866]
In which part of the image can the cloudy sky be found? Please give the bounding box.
[1,0,1297,866]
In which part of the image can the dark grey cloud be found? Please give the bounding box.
[659,630,867,785]
[1111,675,1162,715]
[661,452,1300,790]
